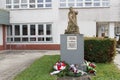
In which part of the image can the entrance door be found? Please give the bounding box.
[96,23,109,38]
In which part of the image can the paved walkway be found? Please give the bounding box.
[114,54,120,69]
[114,48,120,69]
[0,50,60,80]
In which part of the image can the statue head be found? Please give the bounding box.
[69,7,74,12]
[69,7,78,15]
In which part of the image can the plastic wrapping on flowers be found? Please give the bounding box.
[50,60,96,77]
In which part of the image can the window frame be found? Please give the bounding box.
[6,23,53,43]
[59,0,110,8]
[115,23,120,35]
[6,0,52,9]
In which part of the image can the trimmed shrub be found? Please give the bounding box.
[84,37,116,63]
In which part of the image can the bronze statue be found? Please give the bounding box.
[65,7,80,34]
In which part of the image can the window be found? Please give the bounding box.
[38,37,44,41]
[45,4,52,7]
[7,38,13,42]
[7,25,12,36]
[29,0,35,3]
[102,2,109,7]
[68,3,74,7]
[22,25,28,35]
[46,24,52,35]
[21,0,27,3]
[93,0,100,6]
[60,0,110,8]
[7,25,13,42]
[15,25,20,35]
[37,4,44,7]
[30,25,36,35]
[14,37,21,41]
[6,5,12,8]
[85,2,92,7]
[60,3,66,7]
[82,0,92,7]
[13,5,19,8]
[45,0,52,7]
[38,24,44,35]
[68,0,74,2]
[14,0,19,3]
[46,0,51,2]
[60,0,66,2]
[21,4,28,8]
[46,37,52,41]
[77,0,83,1]
[115,23,120,35]
[76,0,83,7]
[30,37,36,41]
[29,4,36,8]
[21,0,28,8]
[94,2,100,6]
[22,37,28,42]
[6,0,12,8]
[6,0,52,9]
[76,3,83,7]
[99,24,109,37]
[115,27,120,35]
[6,0,11,4]
[7,23,53,43]
[38,0,44,3]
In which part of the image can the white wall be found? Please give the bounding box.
[1,0,120,23]
[0,25,3,45]
[79,21,96,37]
[1,0,120,44]
[9,0,120,23]
[10,9,56,23]
[10,0,59,24]
[0,0,6,9]
[53,20,96,44]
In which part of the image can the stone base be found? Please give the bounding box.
[57,75,91,80]
[60,34,84,70]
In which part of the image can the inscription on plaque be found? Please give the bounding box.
[67,36,77,50]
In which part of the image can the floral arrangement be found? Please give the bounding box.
[50,60,96,77]
[50,61,66,75]
[85,60,96,75]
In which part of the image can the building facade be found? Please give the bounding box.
[0,10,9,50]
[0,0,120,50]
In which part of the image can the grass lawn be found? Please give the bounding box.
[14,55,120,80]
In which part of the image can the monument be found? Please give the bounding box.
[61,7,85,70]
[64,7,80,34]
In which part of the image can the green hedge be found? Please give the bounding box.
[84,38,116,63]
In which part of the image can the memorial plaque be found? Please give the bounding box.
[67,36,77,50]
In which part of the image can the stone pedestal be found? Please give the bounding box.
[60,34,85,70]
[57,75,91,80]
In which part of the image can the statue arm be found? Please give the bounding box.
[68,13,75,23]
[68,13,77,26]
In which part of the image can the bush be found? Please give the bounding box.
[84,37,116,63]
